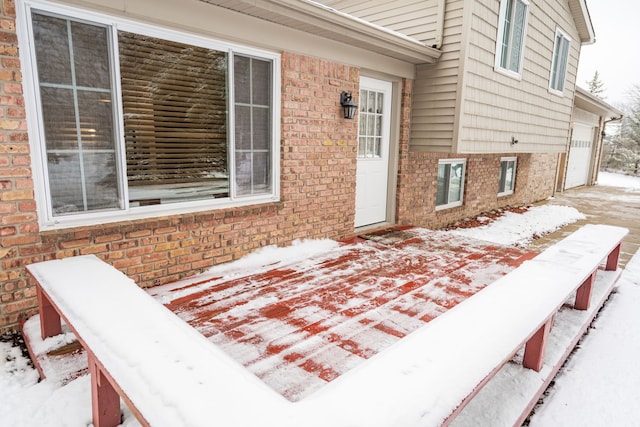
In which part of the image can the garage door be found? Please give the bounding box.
[565,124,595,189]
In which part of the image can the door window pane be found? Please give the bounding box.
[358,89,384,158]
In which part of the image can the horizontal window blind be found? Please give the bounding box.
[119,32,229,187]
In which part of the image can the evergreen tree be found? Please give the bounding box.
[586,70,606,98]
[604,86,640,175]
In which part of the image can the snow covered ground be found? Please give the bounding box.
[2,171,640,426]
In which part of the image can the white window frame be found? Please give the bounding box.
[498,156,517,196]
[549,28,571,96]
[494,0,529,79]
[17,0,281,230]
[436,158,466,211]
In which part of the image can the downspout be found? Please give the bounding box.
[593,114,623,182]
[433,0,447,49]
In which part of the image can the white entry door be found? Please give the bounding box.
[354,77,392,228]
[566,124,595,189]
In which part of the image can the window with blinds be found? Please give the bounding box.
[549,29,571,94]
[496,0,529,76]
[119,33,229,204]
[26,5,278,225]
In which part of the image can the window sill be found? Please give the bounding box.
[548,87,565,97]
[494,66,523,81]
[435,201,463,211]
[38,195,280,231]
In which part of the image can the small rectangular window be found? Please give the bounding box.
[436,159,466,210]
[549,29,571,94]
[495,0,529,77]
[498,157,517,196]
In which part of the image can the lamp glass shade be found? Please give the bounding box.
[340,91,358,119]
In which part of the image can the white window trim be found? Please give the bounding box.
[494,0,530,80]
[549,27,571,96]
[498,156,517,197]
[435,158,466,211]
[17,0,281,230]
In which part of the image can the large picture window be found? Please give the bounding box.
[549,29,571,94]
[23,5,279,227]
[495,0,529,77]
[436,159,466,210]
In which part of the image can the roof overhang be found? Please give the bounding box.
[199,0,442,64]
[568,0,596,44]
[574,86,623,119]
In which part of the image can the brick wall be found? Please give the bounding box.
[0,36,360,332]
[520,152,559,202]
[397,152,558,229]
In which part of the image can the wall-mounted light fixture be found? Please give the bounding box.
[511,136,519,145]
[340,91,358,120]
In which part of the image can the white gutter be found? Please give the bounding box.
[433,0,447,49]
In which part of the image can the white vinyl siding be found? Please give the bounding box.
[436,158,466,209]
[21,2,280,228]
[455,0,581,153]
[321,0,440,42]
[410,0,464,152]
[495,0,529,77]
[549,29,571,95]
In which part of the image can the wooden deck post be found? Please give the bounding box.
[605,243,622,271]
[37,286,62,339]
[575,271,596,311]
[523,318,553,372]
[89,353,121,427]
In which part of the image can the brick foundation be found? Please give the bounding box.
[396,151,558,229]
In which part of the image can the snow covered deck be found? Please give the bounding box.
[25,227,536,396]
[23,225,629,426]
[149,227,537,401]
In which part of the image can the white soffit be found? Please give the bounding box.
[568,0,596,44]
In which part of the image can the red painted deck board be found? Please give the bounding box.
[156,227,537,401]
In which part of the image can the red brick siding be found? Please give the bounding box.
[0,39,359,332]
[397,151,558,229]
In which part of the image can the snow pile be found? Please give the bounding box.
[528,249,640,426]
[449,205,585,246]
[0,340,92,426]
[598,171,640,190]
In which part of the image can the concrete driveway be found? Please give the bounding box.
[527,184,640,267]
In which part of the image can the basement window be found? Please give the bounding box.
[498,157,517,196]
[436,159,466,210]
